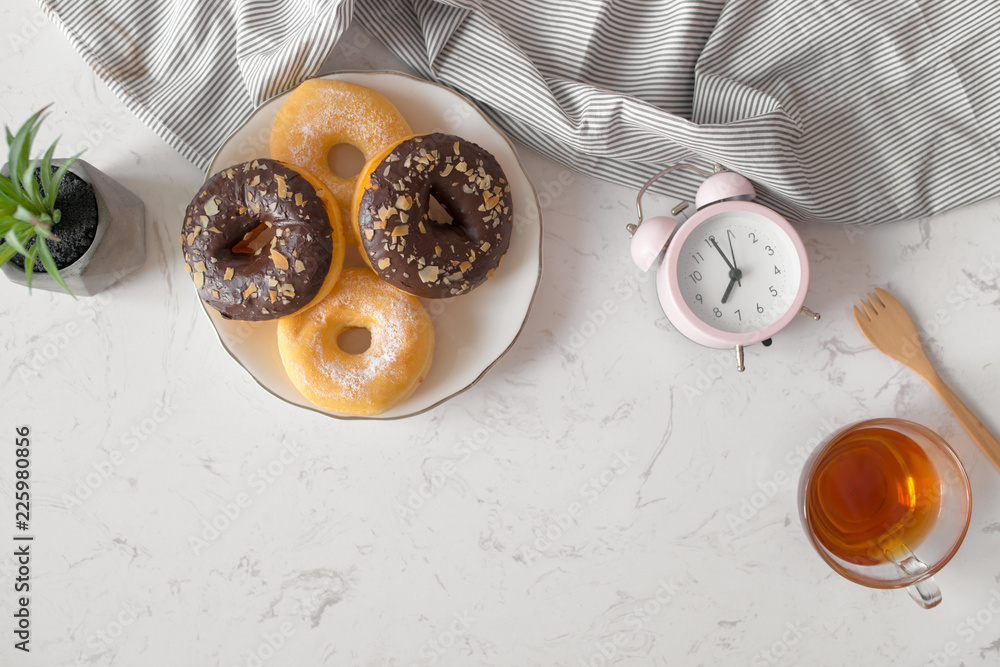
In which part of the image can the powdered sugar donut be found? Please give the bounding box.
[276,267,434,416]
[270,79,411,246]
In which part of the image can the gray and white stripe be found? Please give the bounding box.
[39,0,1000,225]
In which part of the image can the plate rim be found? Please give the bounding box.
[199,69,544,421]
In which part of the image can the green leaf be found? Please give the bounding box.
[13,204,42,225]
[0,174,19,198]
[0,176,31,211]
[23,242,38,290]
[47,153,80,213]
[3,226,30,256]
[39,141,56,204]
[5,124,25,187]
[32,219,53,239]
[23,157,43,209]
[6,108,48,199]
[0,241,17,266]
[7,110,43,192]
[36,236,72,296]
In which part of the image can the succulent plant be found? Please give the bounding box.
[0,107,79,294]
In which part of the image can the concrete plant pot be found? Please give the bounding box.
[1,158,145,296]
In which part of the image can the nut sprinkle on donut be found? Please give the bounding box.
[354,133,513,299]
[181,158,343,321]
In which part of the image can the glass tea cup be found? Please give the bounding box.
[797,418,972,609]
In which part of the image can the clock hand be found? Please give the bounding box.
[720,264,744,304]
[726,229,741,287]
[722,275,737,304]
[709,236,736,272]
[710,236,743,304]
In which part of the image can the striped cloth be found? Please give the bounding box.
[39,0,1000,224]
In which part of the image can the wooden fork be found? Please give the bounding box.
[854,287,1000,471]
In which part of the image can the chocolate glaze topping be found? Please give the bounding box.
[356,133,512,298]
[181,159,333,321]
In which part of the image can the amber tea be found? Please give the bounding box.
[799,419,971,608]
[804,425,941,566]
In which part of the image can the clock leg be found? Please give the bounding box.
[800,306,821,320]
[735,344,745,372]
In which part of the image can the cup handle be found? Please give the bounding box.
[884,543,942,610]
[905,577,942,609]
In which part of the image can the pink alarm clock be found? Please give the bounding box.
[629,164,820,371]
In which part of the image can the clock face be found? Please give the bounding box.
[675,209,801,334]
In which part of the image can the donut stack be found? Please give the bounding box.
[180,79,514,416]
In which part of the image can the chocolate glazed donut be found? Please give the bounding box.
[353,133,513,298]
[181,159,343,321]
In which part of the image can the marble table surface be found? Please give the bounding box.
[3,5,1000,666]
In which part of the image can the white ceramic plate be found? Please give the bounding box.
[203,71,542,419]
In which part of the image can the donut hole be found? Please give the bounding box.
[232,222,276,254]
[327,143,366,179]
[337,326,372,355]
[427,193,455,227]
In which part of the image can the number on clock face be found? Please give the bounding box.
[676,210,800,334]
